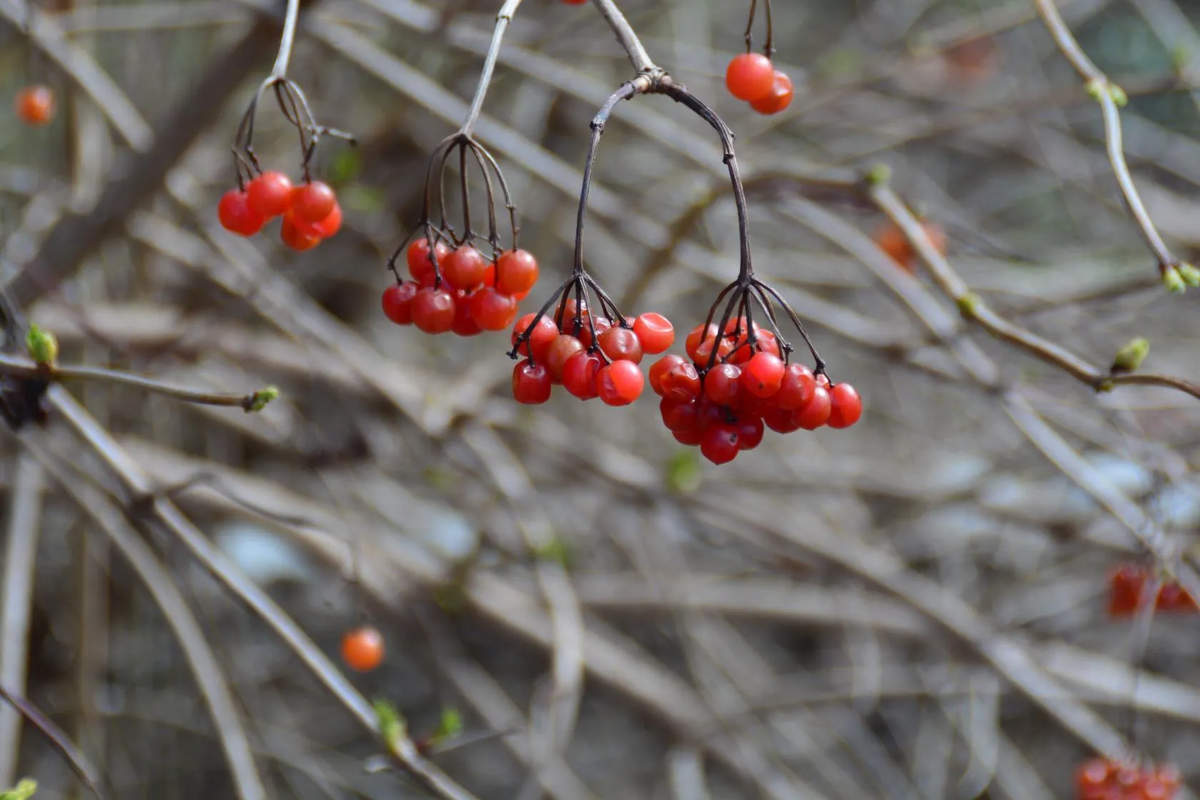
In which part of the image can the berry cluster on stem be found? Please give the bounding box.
[725,0,793,115]
[1075,758,1179,800]
[1108,563,1198,616]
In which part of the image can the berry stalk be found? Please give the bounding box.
[460,0,525,138]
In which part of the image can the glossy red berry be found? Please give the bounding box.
[596,360,644,406]
[598,326,644,363]
[704,363,742,406]
[763,404,802,434]
[407,238,450,286]
[735,416,765,450]
[741,351,785,398]
[750,70,795,115]
[14,85,54,125]
[650,354,688,396]
[296,201,342,239]
[546,335,586,382]
[469,287,518,331]
[793,385,832,430]
[775,364,816,410]
[411,287,456,334]
[559,298,589,335]
[578,316,612,349]
[660,398,700,432]
[700,424,740,464]
[280,213,321,251]
[633,313,674,354]
[452,290,483,337]
[562,351,602,400]
[660,362,702,403]
[827,383,863,429]
[381,282,418,325]
[246,171,294,218]
[217,189,266,236]
[292,181,337,222]
[512,314,559,362]
[726,53,776,102]
[441,246,489,291]
[495,249,539,297]
[512,360,552,404]
[341,626,384,672]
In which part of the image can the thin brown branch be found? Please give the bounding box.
[0,681,107,798]
[460,0,525,137]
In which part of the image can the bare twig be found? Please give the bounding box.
[0,681,107,798]
[269,0,300,78]
[590,0,656,74]
[460,0,525,137]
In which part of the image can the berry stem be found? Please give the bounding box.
[0,682,106,799]
[574,82,639,278]
[269,0,301,80]
[590,0,656,74]
[460,0,525,138]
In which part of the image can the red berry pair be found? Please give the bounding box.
[725,53,794,115]
[14,85,54,126]
[1075,758,1179,800]
[218,172,343,250]
[654,317,862,465]
[1108,563,1198,617]
[510,303,674,407]
[382,238,539,336]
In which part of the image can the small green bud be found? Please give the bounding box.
[1163,266,1187,294]
[373,698,406,749]
[1085,79,1106,102]
[431,707,463,745]
[1178,262,1200,287]
[956,291,980,319]
[864,163,892,187]
[246,386,279,412]
[24,325,57,366]
[1108,83,1128,107]
[1171,46,1191,73]
[1,779,37,800]
[1111,337,1149,373]
[533,536,570,567]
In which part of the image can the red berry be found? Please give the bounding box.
[596,360,644,406]
[452,290,483,337]
[296,201,342,239]
[1075,758,1113,791]
[469,287,518,331]
[246,171,294,218]
[775,364,816,410]
[562,351,602,400]
[382,282,418,325]
[15,85,54,125]
[685,324,718,362]
[598,326,644,363]
[512,314,559,362]
[512,360,552,404]
[650,354,688,396]
[1109,564,1147,617]
[341,625,384,672]
[292,181,337,222]
[735,416,765,450]
[700,424,740,464]
[217,189,266,236]
[442,245,489,292]
[741,351,785,398]
[660,362,702,403]
[578,316,612,349]
[750,70,795,115]
[827,383,863,429]
[793,385,832,429]
[673,427,705,446]
[495,249,540,297]
[726,53,776,102]
[763,404,801,434]
[704,363,742,406]
[407,238,450,286]
[546,334,585,381]
[660,398,700,432]
[633,313,674,354]
[411,287,456,333]
[280,213,321,251]
[558,298,589,335]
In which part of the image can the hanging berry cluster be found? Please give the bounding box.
[217,76,352,250]
[1108,563,1198,616]
[725,0,793,115]
[1075,758,1179,800]
[13,85,54,126]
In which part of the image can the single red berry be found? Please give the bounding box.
[726,53,776,102]
[296,201,342,239]
[246,171,294,218]
[793,385,832,430]
[660,362,702,403]
[704,363,742,406]
[578,316,612,349]
[280,213,321,251]
[407,238,450,286]
[469,287,518,331]
[660,398,700,432]
[512,314,559,362]
[562,351,602,400]
[650,354,688,396]
[1142,778,1175,800]
[1108,564,1147,617]
[598,326,644,363]
[512,360,552,404]
[217,189,266,236]
[14,85,54,125]
[685,324,719,362]
[741,351,785,398]
[495,249,539,297]
[775,363,816,410]
[763,404,802,434]
[735,415,765,450]
[827,383,863,429]
[558,298,589,335]
[700,424,740,464]
[452,290,483,337]
[291,181,337,222]
[546,334,586,382]
[693,334,735,365]
[633,313,674,354]
[673,427,705,446]
[411,287,456,334]
[1074,758,1113,791]
[750,70,795,115]
[442,245,489,292]
[596,360,645,406]
[1153,765,1181,790]
[341,625,384,672]
[382,282,418,325]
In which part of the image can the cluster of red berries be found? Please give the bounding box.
[510,303,675,407]
[382,238,539,336]
[218,172,343,250]
[652,318,862,465]
[1075,758,1179,800]
[725,53,794,115]
[1108,563,1198,616]
[14,85,53,126]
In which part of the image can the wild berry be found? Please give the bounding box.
[793,385,832,430]
[451,290,483,337]
[545,335,586,381]
[382,282,419,325]
[512,314,558,362]
[246,171,294,218]
[750,70,795,115]
[874,219,947,273]
[292,181,337,222]
[469,287,518,331]
[442,245,489,292]
[341,625,385,672]
[407,238,449,286]
[704,363,742,406]
[280,213,321,251]
[827,383,863,429]
[297,201,342,239]
[650,354,688,396]
[633,313,674,354]
[596,360,644,406]
[775,364,816,410]
[598,326,644,363]
[411,287,456,334]
[562,351,602,400]
[726,53,776,102]
[741,351,785,398]
[495,249,540,297]
[217,189,266,236]
[14,85,54,125]
[700,424,740,464]
[512,360,552,404]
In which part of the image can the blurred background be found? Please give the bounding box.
[2,0,1200,797]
